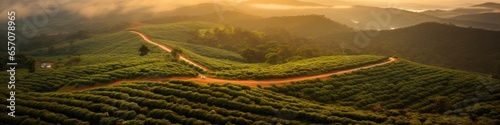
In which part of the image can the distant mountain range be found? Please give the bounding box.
[421,2,500,25]
[232,0,500,30]
[6,0,500,36]
[450,13,500,25]
[226,15,354,37]
[422,2,500,17]
[473,2,500,9]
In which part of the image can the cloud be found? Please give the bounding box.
[251,4,351,10]
[0,0,242,20]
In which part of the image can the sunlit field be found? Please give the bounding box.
[1,0,500,124]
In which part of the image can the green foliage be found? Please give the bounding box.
[211,55,387,79]
[186,25,338,63]
[25,59,36,73]
[148,38,264,71]
[171,47,182,60]
[1,81,387,125]
[228,15,354,37]
[265,53,281,64]
[316,22,500,78]
[139,45,150,56]
[29,31,162,58]
[150,38,247,62]
[65,30,92,41]
[434,96,451,114]
[0,54,36,70]
[65,56,82,66]
[131,21,220,42]
[4,79,494,125]
[4,20,498,125]
[268,59,500,120]
[132,22,246,62]
[3,60,198,92]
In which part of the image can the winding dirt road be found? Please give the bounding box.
[63,31,397,92]
[130,31,211,72]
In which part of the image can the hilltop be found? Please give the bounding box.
[421,2,500,25]
[450,13,500,25]
[227,15,354,37]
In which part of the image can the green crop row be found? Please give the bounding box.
[211,55,388,79]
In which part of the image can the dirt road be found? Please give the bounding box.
[63,32,397,92]
[130,31,211,71]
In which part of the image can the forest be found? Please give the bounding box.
[186,26,338,63]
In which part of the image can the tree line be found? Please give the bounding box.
[186,26,337,64]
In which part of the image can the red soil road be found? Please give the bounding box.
[63,31,398,92]
[65,57,397,92]
[129,31,211,72]
[129,22,149,28]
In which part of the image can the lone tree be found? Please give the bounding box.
[171,47,183,61]
[139,45,150,56]
[25,59,36,73]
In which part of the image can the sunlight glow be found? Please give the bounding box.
[251,4,352,10]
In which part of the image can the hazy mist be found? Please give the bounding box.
[1,0,498,20]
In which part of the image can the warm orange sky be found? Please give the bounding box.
[305,0,500,10]
[1,0,498,19]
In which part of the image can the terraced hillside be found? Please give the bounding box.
[1,20,498,125]
[2,76,495,125]
[269,60,500,124]
[2,58,499,125]
[27,31,166,66]
[1,81,388,125]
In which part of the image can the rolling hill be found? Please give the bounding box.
[450,13,500,25]
[240,0,323,6]
[316,22,500,78]
[134,21,500,78]
[473,2,500,9]
[1,0,500,124]
[227,15,354,37]
[1,56,498,124]
[269,59,500,124]
[146,12,353,38]
[421,2,500,25]
[144,11,262,25]
[1,19,499,124]
[233,1,500,30]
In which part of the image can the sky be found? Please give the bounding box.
[0,0,498,19]
[308,0,500,11]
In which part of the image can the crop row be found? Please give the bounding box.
[211,55,388,79]
[268,60,500,118]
